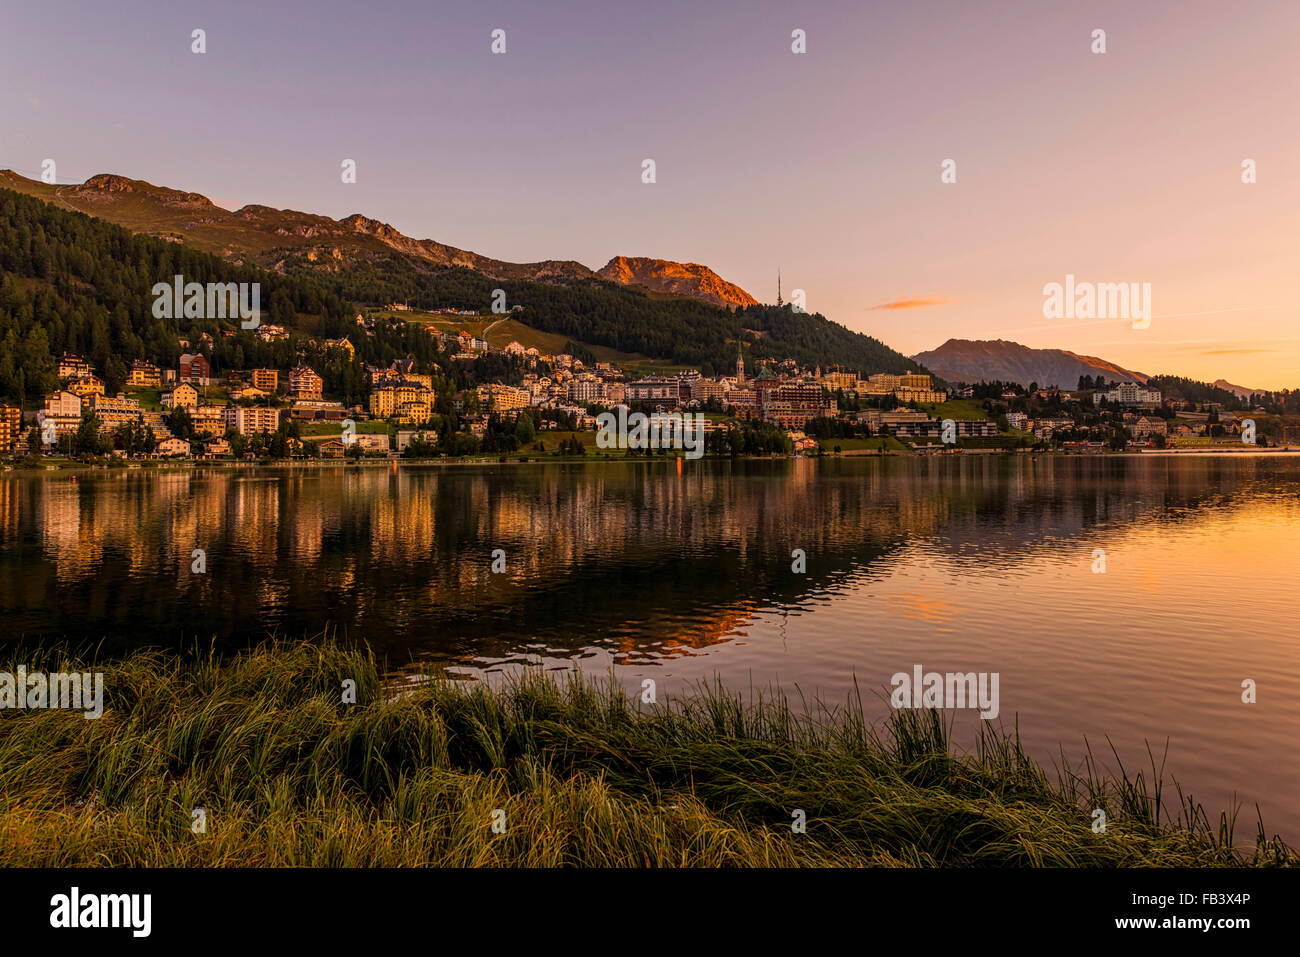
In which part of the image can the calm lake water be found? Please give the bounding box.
[2,455,1298,841]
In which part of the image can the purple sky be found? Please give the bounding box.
[3,0,1297,387]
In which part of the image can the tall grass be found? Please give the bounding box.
[0,640,1291,866]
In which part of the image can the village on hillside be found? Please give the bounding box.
[0,309,1285,465]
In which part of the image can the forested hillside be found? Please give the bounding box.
[0,188,353,403]
[0,185,924,407]
[300,251,923,376]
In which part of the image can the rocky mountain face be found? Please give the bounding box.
[597,255,757,309]
[912,338,1148,388]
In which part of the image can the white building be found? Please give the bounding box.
[1094,382,1162,409]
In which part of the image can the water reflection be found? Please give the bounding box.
[3,456,1299,838]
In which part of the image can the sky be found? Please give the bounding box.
[2,0,1297,389]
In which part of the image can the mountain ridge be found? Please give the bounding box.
[0,171,762,305]
[0,169,595,283]
[597,255,757,309]
[912,338,1148,388]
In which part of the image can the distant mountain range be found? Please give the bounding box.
[0,170,756,309]
[1211,379,1265,401]
[912,339,1149,388]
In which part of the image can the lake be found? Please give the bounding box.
[2,454,1298,841]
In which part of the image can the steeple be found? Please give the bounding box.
[736,342,745,385]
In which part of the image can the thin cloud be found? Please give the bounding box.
[868,294,953,311]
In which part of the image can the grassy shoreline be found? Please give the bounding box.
[0,640,1292,867]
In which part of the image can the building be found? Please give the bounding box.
[760,380,836,429]
[85,394,143,433]
[1093,382,1162,410]
[138,411,169,436]
[373,360,432,390]
[224,406,282,435]
[626,376,681,407]
[68,374,105,399]
[251,369,279,391]
[347,433,391,454]
[256,324,290,342]
[228,386,269,402]
[725,387,759,415]
[476,384,530,412]
[820,370,859,392]
[880,410,941,437]
[45,390,84,418]
[1029,417,1075,436]
[867,372,933,393]
[39,392,83,440]
[289,365,324,400]
[161,383,200,410]
[1006,412,1028,430]
[1133,416,1167,438]
[691,379,729,405]
[179,354,211,385]
[202,436,231,458]
[856,409,883,430]
[318,439,346,458]
[949,420,998,437]
[675,370,702,401]
[0,405,22,454]
[390,400,430,425]
[894,388,946,404]
[189,405,228,437]
[370,381,433,420]
[566,377,606,404]
[289,400,348,422]
[156,437,190,457]
[57,355,92,380]
[127,360,162,388]
[395,430,438,452]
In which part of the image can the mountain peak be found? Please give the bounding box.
[913,338,1147,388]
[598,256,757,309]
[1212,378,1263,400]
[80,173,217,209]
[83,173,140,192]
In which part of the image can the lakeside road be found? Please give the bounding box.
[5,447,1300,473]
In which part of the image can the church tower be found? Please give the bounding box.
[736,343,745,384]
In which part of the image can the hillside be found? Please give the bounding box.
[0,170,593,284]
[0,186,924,391]
[912,339,1147,388]
[597,256,757,309]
